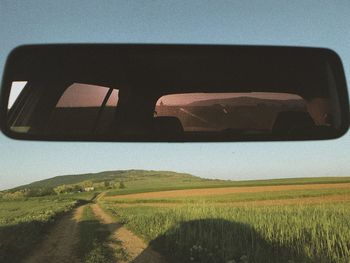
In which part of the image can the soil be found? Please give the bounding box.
[90,203,165,263]
[24,206,84,263]
[107,183,350,199]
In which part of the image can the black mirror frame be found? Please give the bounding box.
[0,44,349,142]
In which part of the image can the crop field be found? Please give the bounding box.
[101,180,350,263]
[0,192,96,262]
[2,171,350,262]
[75,205,124,263]
[105,175,350,197]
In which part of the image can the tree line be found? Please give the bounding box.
[0,180,126,200]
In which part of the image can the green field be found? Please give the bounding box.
[76,205,124,263]
[11,168,350,196]
[1,170,350,262]
[105,187,350,204]
[100,174,350,263]
[102,202,350,263]
[0,192,96,262]
[105,174,350,196]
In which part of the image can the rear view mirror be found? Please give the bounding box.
[0,44,349,142]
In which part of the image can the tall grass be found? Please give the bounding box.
[0,193,95,262]
[76,205,116,263]
[103,202,350,263]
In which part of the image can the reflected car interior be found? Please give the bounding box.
[2,45,348,141]
[7,82,335,141]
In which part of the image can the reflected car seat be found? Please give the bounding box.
[153,116,184,136]
[272,111,316,136]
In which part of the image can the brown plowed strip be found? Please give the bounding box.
[24,205,84,263]
[107,183,350,199]
[233,193,350,206]
[110,194,350,208]
[91,203,165,263]
[114,203,180,208]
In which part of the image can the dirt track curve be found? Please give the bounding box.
[24,206,84,263]
[91,203,165,263]
[24,200,165,263]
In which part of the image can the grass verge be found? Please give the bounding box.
[102,202,350,263]
[75,205,127,263]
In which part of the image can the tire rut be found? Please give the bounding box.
[90,203,165,263]
[24,205,84,263]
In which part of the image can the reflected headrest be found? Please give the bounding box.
[153,116,184,135]
[273,111,316,135]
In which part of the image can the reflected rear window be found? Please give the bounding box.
[155,92,305,132]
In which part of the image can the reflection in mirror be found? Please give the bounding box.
[155,93,306,133]
[154,92,337,137]
[8,81,27,109]
[1,45,348,141]
[7,81,338,140]
[8,82,119,136]
[50,83,119,135]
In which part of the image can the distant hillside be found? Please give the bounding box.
[5,168,350,198]
[9,170,198,191]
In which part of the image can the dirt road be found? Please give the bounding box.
[24,206,84,263]
[91,203,165,263]
[22,199,165,263]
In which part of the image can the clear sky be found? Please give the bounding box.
[0,1,350,190]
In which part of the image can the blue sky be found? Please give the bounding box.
[0,1,350,190]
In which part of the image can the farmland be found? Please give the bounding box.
[101,177,350,263]
[102,203,350,263]
[0,193,95,262]
[1,170,350,262]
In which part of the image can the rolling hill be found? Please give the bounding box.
[5,169,350,196]
[9,170,198,192]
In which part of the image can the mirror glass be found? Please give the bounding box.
[5,83,343,140]
[1,45,349,141]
